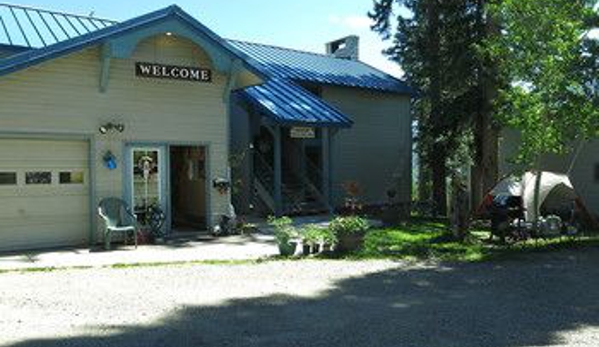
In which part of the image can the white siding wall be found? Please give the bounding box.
[321,86,412,206]
[0,35,231,242]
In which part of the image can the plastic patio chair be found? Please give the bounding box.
[98,198,140,250]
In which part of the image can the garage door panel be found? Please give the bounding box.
[0,222,88,251]
[0,139,90,252]
[0,186,88,198]
[0,140,88,159]
[0,197,89,218]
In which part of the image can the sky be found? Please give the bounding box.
[16,0,404,78]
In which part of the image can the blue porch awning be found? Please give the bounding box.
[238,78,353,128]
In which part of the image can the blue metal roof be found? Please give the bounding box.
[0,4,410,127]
[0,5,266,78]
[239,78,352,128]
[0,4,411,96]
[0,3,117,48]
[227,40,412,94]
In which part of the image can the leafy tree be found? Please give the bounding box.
[485,0,599,165]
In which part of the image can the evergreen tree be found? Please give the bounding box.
[370,0,498,215]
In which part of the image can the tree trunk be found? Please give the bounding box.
[471,0,500,211]
[426,0,446,215]
[418,160,431,202]
[481,3,500,197]
[431,144,447,216]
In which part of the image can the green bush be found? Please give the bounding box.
[329,216,369,236]
[302,225,337,246]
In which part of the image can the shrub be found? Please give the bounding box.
[302,225,337,246]
[267,216,297,245]
[329,216,369,236]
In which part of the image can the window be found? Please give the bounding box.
[59,171,84,184]
[0,172,17,185]
[25,171,52,185]
[595,164,599,183]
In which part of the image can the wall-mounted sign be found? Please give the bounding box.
[135,62,212,83]
[290,127,316,139]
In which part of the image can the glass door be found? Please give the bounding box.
[129,146,167,235]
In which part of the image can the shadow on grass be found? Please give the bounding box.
[6,248,599,347]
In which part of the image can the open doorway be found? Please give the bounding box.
[170,146,207,231]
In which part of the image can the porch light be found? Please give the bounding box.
[166,32,173,36]
[99,122,125,134]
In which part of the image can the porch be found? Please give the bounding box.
[231,79,353,217]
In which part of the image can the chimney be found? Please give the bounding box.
[326,36,359,61]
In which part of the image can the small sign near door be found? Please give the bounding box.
[290,127,316,139]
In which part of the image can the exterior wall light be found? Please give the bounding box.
[212,177,231,195]
[99,122,125,134]
[166,32,173,36]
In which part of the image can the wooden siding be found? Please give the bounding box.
[0,35,231,244]
[321,86,412,206]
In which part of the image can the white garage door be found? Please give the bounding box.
[0,139,90,252]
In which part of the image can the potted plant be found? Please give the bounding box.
[329,216,369,253]
[301,225,337,255]
[268,216,298,256]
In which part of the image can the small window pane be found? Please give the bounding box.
[25,172,52,185]
[59,171,84,184]
[0,172,17,185]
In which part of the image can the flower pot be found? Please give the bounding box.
[278,241,296,256]
[336,233,365,253]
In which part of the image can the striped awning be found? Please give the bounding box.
[238,78,352,128]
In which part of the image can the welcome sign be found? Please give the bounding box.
[135,62,212,83]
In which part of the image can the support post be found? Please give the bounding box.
[273,126,283,216]
[99,43,112,93]
[223,59,243,103]
[322,127,332,212]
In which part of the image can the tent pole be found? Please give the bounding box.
[566,140,585,176]
[533,171,542,224]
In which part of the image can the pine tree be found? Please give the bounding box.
[370,0,498,215]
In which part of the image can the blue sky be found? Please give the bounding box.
[15,0,404,77]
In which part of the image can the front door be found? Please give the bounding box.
[127,146,168,234]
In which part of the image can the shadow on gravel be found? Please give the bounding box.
[8,249,599,347]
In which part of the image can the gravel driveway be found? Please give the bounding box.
[2,248,599,347]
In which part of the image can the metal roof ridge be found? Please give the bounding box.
[226,38,335,59]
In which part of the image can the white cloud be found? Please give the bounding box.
[328,14,373,30]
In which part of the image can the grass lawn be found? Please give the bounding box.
[355,219,599,262]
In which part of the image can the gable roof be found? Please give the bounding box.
[227,40,411,94]
[0,5,265,78]
[0,4,411,128]
[0,4,411,95]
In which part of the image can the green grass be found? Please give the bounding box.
[0,265,94,274]
[355,220,599,262]
[0,259,268,275]
[109,259,260,269]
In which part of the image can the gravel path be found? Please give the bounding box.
[1,249,599,347]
